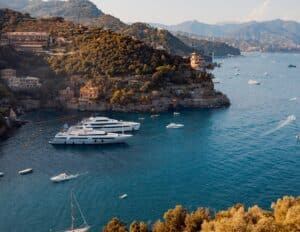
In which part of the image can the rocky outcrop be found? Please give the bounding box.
[62,77,230,113]
[0,108,26,139]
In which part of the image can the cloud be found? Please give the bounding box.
[246,0,272,21]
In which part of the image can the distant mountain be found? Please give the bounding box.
[151,21,241,38]
[151,20,300,52]
[24,0,104,24]
[176,34,240,57]
[0,1,240,56]
[91,14,127,31]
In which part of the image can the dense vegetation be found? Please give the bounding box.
[0,9,32,31]
[91,14,127,31]
[47,28,187,77]
[0,10,228,110]
[119,23,196,57]
[102,196,300,232]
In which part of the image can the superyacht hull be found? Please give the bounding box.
[49,135,132,145]
[84,124,140,133]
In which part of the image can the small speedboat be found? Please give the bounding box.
[296,135,300,141]
[173,112,180,116]
[166,123,184,129]
[18,168,33,175]
[119,194,128,199]
[0,172,4,177]
[248,80,260,85]
[151,114,160,118]
[51,173,79,183]
[289,97,297,101]
[138,117,145,120]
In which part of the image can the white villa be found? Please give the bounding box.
[8,76,42,90]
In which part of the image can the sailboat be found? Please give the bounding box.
[65,192,90,232]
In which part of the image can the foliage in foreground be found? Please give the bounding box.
[102,196,300,232]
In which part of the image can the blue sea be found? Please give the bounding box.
[0,53,299,232]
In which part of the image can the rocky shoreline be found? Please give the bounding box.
[19,79,230,113]
[70,92,230,113]
[0,114,27,139]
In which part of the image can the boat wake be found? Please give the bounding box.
[289,97,297,101]
[263,115,296,136]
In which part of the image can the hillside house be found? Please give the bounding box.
[190,52,206,71]
[1,32,53,52]
[59,87,75,102]
[79,81,99,101]
[8,76,42,90]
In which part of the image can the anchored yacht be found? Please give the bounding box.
[49,126,132,145]
[51,173,79,183]
[80,117,140,133]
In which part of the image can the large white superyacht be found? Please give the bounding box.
[49,126,132,145]
[80,116,140,133]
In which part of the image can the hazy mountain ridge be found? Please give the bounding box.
[26,0,103,24]
[91,16,239,57]
[176,34,240,57]
[151,19,300,52]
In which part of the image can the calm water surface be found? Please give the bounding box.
[0,53,300,232]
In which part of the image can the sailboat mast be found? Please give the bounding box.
[71,191,75,231]
[73,193,88,226]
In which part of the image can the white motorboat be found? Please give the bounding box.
[18,168,33,175]
[151,114,160,118]
[119,194,128,199]
[248,80,260,85]
[173,112,181,116]
[296,135,300,141]
[50,173,79,183]
[49,127,132,145]
[81,117,140,133]
[0,172,4,177]
[166,123,184,129]
[63,192,90,232]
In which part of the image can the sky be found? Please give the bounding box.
[92,0,300,24]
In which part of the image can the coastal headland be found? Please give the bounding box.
[0,9,230,119]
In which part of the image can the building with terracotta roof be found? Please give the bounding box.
[190,52,206,71]
[1,32,52,52]
[79,81,99,101]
